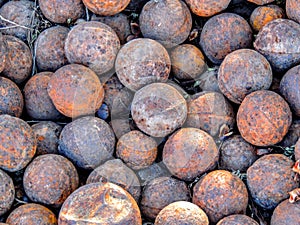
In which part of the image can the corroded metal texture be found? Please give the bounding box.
[171,44,206,80]
[39,0,84,24]
[155,201,209,225]
[116,130,157,170]
[24,72,62,120]
[250,5,284,31]
[140,176,190,220]
[82,0,130,16]
[0,33,6,73]
[58,182,142,225]
[254,19,300,73]
[0,115,36,172]
[115,38,171,91]
[58,116,115,169]
[286,0,300,24]
[2,35,32,84]
[186,91,235,137]
[270,199,300,225]
[280,65,300,117]
[218,49,272,104]
[247,154,299,210]
[0,77,23,117]
[64,21,120,76]
[139,0,192,48]
[35,26,69,72]
[237,90,292,146]
[86,159,141,202]
[131,83,187,137]
[31,121,62,156]
[163,128,219,181]
[192,170,248,224]
[0,169,14,216]
[6,203,57,225]
[247,0,275,5]
[200,13,252,65]
[279,119,300,147]
[23,154,79,207]
[219,135,258,172]
[47,64,104,118]
[185,0,231,17]
[295,139,300,161]
[216,214,259,225]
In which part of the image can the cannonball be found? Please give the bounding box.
[155,201,209,225]
[186,91,235,137]
[141,176,191,220]
[24,72,62,120]
[0,33,6,73]
[280,65,300,117]
[116,130,157,170]
[237,90,292,146]
[271,199,300,225]
[286,0,300,24]
[0,169,14,216]
[139,0,192,48]
[31,121,62,156]
[131,83,187,137]
[58,182,142,224]
[65,21,120,76]
[0,77,23,117]
[193,170,248,223]
[217,214,259,225]
[47,64,104,118]
[82,0,130,16]
[200,13,252,65]
[86,159,141,202]
[0,115,36,172]
[163,128,219,181]
[58,116,115,169]
[295,138,300,161]
[185,0,231,17]
[39,0,84,24]
[280,119,300,147]
[218,49,272,104]
[35,26,69,72]
[247,154,299,210]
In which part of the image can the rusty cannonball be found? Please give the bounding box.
[0,77,23,117]
[115,38,171,91]
[65,21,120,76]
[237,90,292,146]
[23,154,79,207]
[200,13,252,65]
[185,0,231,17]
[31,121,62,156]
[47,64,104,118]
[217,214,259,225]
[155,201,209,225]
[0,1,37,41]
[196,66,221,93]
[280,65,300,117]
[219,135,258,172]
[83,0,130,16]
[280,119,300,148]
[2,35,32,84]
[286,0,300,24]
[0,33,6,73]
[141,176,190,220]
[170,44,206,80]
[131,83,187,137]
[163,128,219,181]
[295,138,300,161]
[247,154,299,210]
[0,169,14,216]
[186,91,235,137]
[218,49,273,104]
[39,0,85,24]
[247,0,275,4]
[250,5,284,32]
[0,115,36,172]
[58,116,115,169]
[139,0,192,48]
[6,203,57,225]
[24,72,62,120]
[91,13,131,45]
[58,182,142,224]
[270,199,300,225]
[193,170,248,224]
[116,130,158,170]
[35,26,69,72]
[86,159,141,202]
[254,19,300,73]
